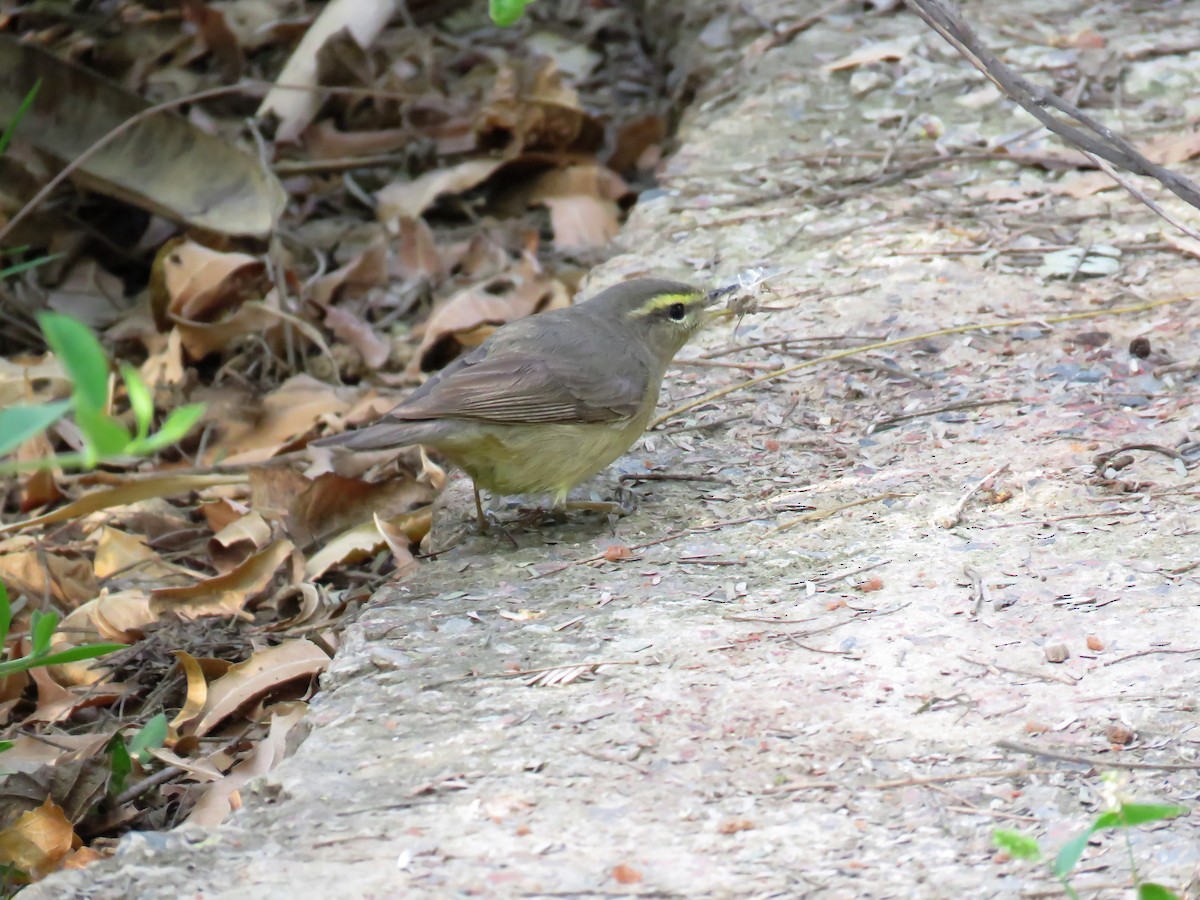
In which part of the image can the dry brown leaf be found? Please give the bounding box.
[413,261,570,372]
[0,548,96,609]
[307,229,389,306]
[529,165,628,251]
[249,468,433,549]
[0,355,69,407]
[213,375,352,465]
[0,473,248,536]
[476,59,602,154]
[0,797,77,880]
[181,0,244,80]
[150,540,294,620]
[319,305,391,370]
[55,590,154,652]
[393,216,444,282]
[60,845,107,871]
[187,702,308,825]
[138,328,187,391]
[20,469,64,514]
[157,239,265,323]
[0,37,284,236]
[257,0,394,142]
[375,158,502,227]
[192,642,327,737]
[823,36,921,72]
[208,511,273,573]
[144,746,223,782]
[199,498,250,533]
[25,663,123,723]
[92,527,175,582]
[373,512,420,577]
[0,735,111,774]
[305,507,428,579]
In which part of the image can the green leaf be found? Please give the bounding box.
[0,740,12,754]
[107,734,132,797]
[0,401,72,457]
[29,609,58,656]
[120,363,154,441]
[993,829,1042,861]
[134,403,205,453]
[1118,804,1187,827]
[0,254,62,280]
[489,0,533,26]
[128,713,167,763]
[1138,883,1180,900]
[1054,829,1093,879]
[0,581,10,646]
[0,79,40,157]
[0,642,125,678]
[74,406,131,460]
[37,312,111,413]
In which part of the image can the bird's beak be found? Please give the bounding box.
[702,287,738,322]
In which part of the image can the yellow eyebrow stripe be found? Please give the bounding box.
[626,291,705,318]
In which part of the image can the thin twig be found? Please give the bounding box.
[997,740,1200,771]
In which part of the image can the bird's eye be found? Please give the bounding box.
[667,302,687,321]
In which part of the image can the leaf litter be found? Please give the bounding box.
[0,0,679,880]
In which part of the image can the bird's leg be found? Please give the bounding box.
[473,483,489,534]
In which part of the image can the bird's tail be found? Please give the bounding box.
[310,418,437,453]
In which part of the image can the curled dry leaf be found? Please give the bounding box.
[0,797,77,881]
[191,641,328,737]
[208,511,273,574]
[169,650,210,743]
[50,590,154,685]
[150,539,294,620]
[155,238,265,325]
[305,508,429,580]
[413,260,570,372]
[26,663,124,723]
[187,702,308,826]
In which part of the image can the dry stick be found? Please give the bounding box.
[766,766,1041,795]
[903,0,1200,213]
[763,492,903,537]
[1084,153,1200,243]
[996,740,1200,772]
[651,295,1195,428]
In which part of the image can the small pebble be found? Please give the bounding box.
[1044,643,1071,663]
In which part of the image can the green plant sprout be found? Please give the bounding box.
[995,776,1186,900]
[0,313,205,474]
[0,581,125,679]
[489,0,534,26]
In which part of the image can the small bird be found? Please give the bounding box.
[313,278,722,527]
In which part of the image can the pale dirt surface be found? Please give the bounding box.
[30,2,1200,898]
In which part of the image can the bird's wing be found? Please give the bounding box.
[393,322,652,426]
